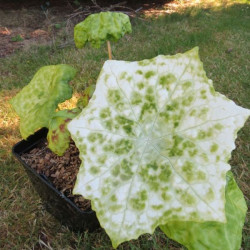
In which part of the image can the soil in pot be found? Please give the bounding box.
[20,139,91,211]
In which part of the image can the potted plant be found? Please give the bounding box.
[11,11,132,233]
[11,65,99,232]
[11,12,249,250]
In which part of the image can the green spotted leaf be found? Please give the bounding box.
[10,65,76,139]
[74,11,132,49]
[47,108,81,156]
[160,171,247,250]
[67,47,250,248]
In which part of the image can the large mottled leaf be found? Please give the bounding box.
[68,47,250,248]
[10,65,76,139]
[160,171,247,250]
[47,108,81,156]
[74,11,132,49]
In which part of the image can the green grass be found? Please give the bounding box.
[0,1,249,249]
[10,34,24,42]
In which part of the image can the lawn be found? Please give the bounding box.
[0,0,249,249]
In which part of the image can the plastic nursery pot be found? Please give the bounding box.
[12,128,100,232]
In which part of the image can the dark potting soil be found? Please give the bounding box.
[21,139,91,211]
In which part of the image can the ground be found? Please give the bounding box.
[1,0,221,57]
[0,0,173,57]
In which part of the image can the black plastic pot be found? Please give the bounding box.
[12,128,100,232]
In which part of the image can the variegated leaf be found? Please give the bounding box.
[68,47,250,248]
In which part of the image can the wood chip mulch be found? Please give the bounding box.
[21,139,91,211]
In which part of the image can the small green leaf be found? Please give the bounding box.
[160,171,247,250]
[10,64,76,139]
[54,23,61,29]
[77,85,96,109]
[74,11,132,49]
[47,108,81,156]
[11,34,23,42]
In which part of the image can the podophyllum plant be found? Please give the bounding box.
[10,11,249,250]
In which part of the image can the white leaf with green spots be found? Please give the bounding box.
[68,47,250,248]
[10,65,76,139]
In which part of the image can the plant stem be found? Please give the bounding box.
[107,40,112,60]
